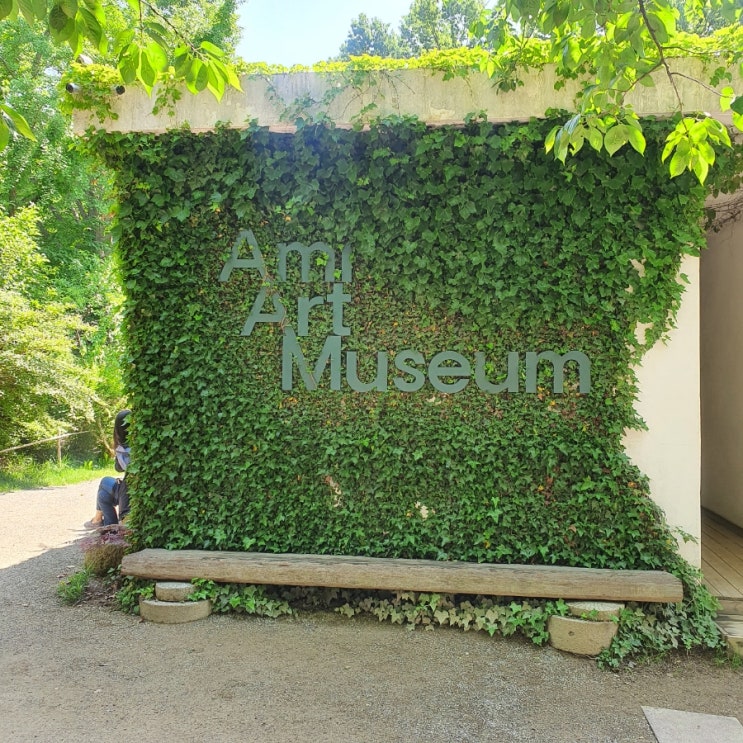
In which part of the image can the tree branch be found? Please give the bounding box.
[637,0,685,113]
[670,70,726,97]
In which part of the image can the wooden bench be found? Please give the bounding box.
[121,549,684,603]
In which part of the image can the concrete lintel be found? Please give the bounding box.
[71,62,741,136]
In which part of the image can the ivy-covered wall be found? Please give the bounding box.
[98,116,706,575]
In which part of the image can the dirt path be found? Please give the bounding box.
[1,480,742,743]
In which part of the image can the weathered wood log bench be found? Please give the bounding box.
[121,549,684,603]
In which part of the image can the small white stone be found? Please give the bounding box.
[139,598,212,624]
[155,581,197,602]
[548,615,618,656]
[567,601,625,621]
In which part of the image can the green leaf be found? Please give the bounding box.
[587,126,603,151]
[0,0,13,19]
[569,130,584,154]
[139,48,157,90]
[691,157,709,183]
[114,28,134,54]
[49,6,75,42]
[118,44,140,85]
[702,118,731,147]
[59,0,77,18]
[17,0,44,22]
[731,96,743,116]
[669,148,689,178]
[205,57,241,93]
[173,45,190,76]
[691,152,709,184]
[0,118,10,150]
[720,86,734,112]
[146,41,168,73]
[200,40,225,59]
[142,22,168,50]
[645,10,669,44]
[194,62,210,92]
[604,124,628,156]
[626,125,645,155]
[544,124,559,154]
[47,2,64,28]
[28,0,49,21]
[0,103,36,140]
[185,58,209,94]
[564,37,581,68]
[78,7,103,49]
[698,140,715,164]
[554,139,569,163]
[553,2,569,27]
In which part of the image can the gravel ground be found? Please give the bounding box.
[1,479,742,743]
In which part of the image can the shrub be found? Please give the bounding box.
[80,525,131,576]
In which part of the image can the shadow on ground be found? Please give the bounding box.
[1,483,742,742]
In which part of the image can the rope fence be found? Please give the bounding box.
[0,431,91,464]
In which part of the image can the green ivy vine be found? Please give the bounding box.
[91,114,726,664]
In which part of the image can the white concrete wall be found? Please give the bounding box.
[623,256,701,566]
[701,206,743,530]
[72,63,741,135]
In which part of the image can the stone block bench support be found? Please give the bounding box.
[121,549,683,603]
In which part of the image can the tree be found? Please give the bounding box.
[338,0,487,59]
[0,19,127,439]
[670,0,730,34]
[0,22,110,280]
[0,0,241,151]
[400,0,486,56]
[474,0,743,183]
[0,207,96,450]
[339,13,406,59]
[0,0,242,450]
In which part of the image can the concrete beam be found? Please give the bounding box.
[71,62,741,136]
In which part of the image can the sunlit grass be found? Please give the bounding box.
[0,456,116,493]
